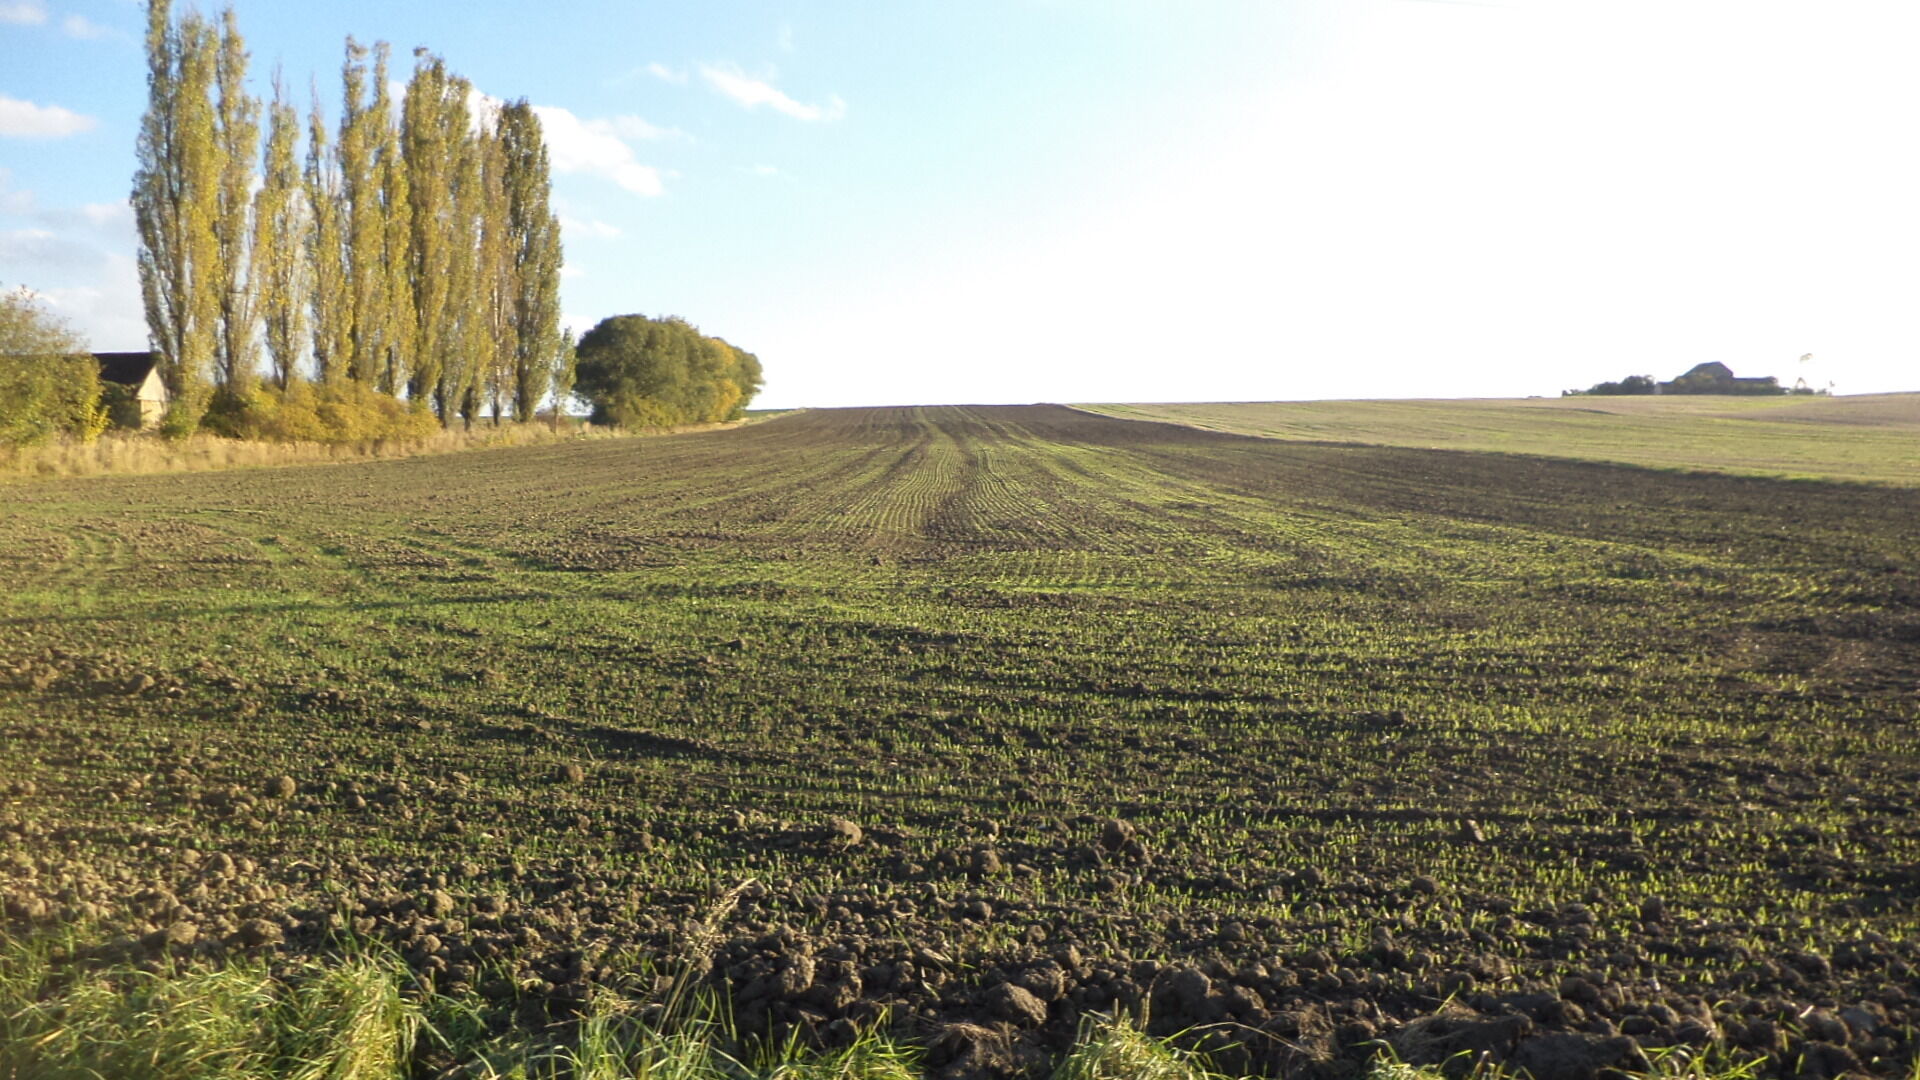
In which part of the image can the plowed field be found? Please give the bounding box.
[4,406,1917,1078]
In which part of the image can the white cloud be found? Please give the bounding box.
[461,85,505,134]
[3,185,127,234]
[646,62,687,85]
[1,227,102,275]
[0,168,33,214]
[61,13,112,39]
[748,164,779,177]
[559,214,621,239]
[600,114,685,142]
[0,1,46,26]
[531,104,665,197]
[35,253,146,351]
[0,226,55,245]
[0,95,97,138]
[698,64,844,122]
[78,201,130,228]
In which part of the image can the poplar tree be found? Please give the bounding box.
[373,46,415,397]
[304,85,348,383]
[440,81,489,425]
[337,37,381,385]
[132,0,220,433]
[551,327,577,430]
[210,6,260,397]
[477,121,517,425]
[254,75,309,389]
[403,52,461,418]
[133,4,570,434]
[497,101,563,422]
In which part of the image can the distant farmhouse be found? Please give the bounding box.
[1658,362,1782,395]
[1566,361,1815,397]
[95,352,169,429]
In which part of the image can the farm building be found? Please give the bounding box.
[95,352,168,429]
[1659,362,1781,395]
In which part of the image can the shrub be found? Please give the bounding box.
[200,379,441,444]
[0,287,108,445]
[1563,374,1656,397]
[574,314,763,429]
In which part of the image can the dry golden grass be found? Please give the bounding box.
[0,418,747,483]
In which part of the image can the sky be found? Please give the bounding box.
[2,0,1916,408]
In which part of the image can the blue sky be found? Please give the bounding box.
[3,1,1916,407]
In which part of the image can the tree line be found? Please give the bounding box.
[132,0,568,438]
[1564,362,1826,398]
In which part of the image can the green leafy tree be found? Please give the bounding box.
[1565,374,1657,397]
[132,0,220,435]
[0,288,107,445]
[573,314,763,429]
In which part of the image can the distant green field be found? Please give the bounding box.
[1080,393,1920,486]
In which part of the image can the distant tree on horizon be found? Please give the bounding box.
[573,314,763,429]
[1564,374,1656,397]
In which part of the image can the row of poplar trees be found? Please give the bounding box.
[132,1,569,436]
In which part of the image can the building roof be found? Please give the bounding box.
[95,352,158,387]
[1679,361,1734,380]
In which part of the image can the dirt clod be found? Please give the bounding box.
[236,918,282,947]
[1509,1032,1650,1080]
[987,982,1048,1027]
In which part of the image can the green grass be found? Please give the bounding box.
[0,929,422,1080]
[1078,393,1920,485]
[1051,1015,1228,1080]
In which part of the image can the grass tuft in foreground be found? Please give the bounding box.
[0,931,936,1080]
[1050,1014,1227,1080]
[0,929,420,1080]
